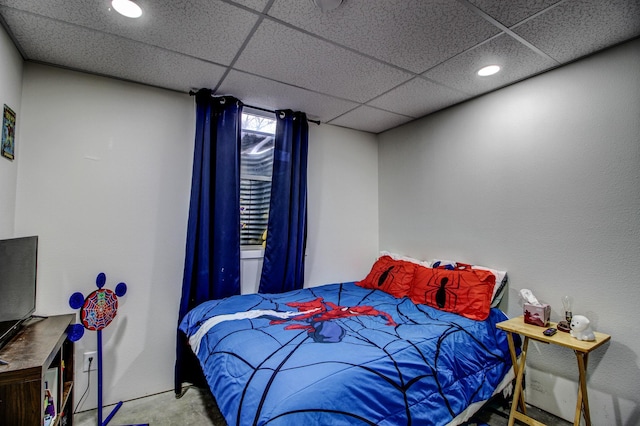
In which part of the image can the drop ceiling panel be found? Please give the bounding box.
[0,0,259,65]
[467,0,562,27]
[367,77,469,118]
[234,19,414,103]
[1,0,638,134]
[268,0,500,73]
[423,34,558,96]
[1,8,226,92]
[513,0,640,63]
[233,0,271,13]
[330,105,413,134]
[218,70,359,122]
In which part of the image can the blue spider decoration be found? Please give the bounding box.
[67,273,134,426]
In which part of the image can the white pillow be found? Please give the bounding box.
[380,251,431,267]
[429,259,457,269]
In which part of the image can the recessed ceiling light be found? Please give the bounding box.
[477,65,501,77]
[111,0,142,18]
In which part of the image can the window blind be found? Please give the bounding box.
[240,114,275,246]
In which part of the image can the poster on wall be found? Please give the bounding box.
[2,104,16,161]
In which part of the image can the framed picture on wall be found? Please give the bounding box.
[2,104,16,161]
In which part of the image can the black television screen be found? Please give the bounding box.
[0,236,38,348]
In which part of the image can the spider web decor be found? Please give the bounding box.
[67,273,142,426]
[81,289,119,331]
[68,272,127,338]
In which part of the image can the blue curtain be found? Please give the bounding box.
[175,89,242,394]
[258,110,309,294]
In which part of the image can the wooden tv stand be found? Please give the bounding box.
[0,314,75,426]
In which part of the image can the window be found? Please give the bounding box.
[240,111,276,246]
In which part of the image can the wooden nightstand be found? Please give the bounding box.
[496,315,610,426]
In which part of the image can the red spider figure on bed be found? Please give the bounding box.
[423,276,459,310]
[269,297,396,343]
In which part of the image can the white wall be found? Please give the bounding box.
[378,39,640,425]
[306,123,379,286]
[16,63,195,410]
[0,24,23,237]
[14,62,379,410]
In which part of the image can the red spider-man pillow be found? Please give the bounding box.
[356,255,416,298]
[410,265,495,320]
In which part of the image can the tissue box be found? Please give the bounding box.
[524,303,550,327]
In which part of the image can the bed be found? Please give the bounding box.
[179,255,517,426]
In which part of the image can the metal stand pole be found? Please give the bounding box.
[97,329,123,426]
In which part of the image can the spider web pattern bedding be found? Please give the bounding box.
[179,282,515,426]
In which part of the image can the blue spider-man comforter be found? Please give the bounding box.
[179,282,515,426]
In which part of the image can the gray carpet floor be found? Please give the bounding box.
[73,386,224,426]
[73,385,572,425]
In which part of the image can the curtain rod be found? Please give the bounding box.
[188,90,320,125]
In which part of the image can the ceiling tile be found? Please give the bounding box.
[329,106,412,134]
[1,0,637,134]
[368,77,469,118]
[467,0,562,27]
[423,34,558,96]
[218,70,359,122]
[269,0,500,73]
[234,19,414,103]
[232,0,271,12]
[513,0,640,63]
[0,0,259,65]
[1,9,226,92]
